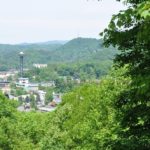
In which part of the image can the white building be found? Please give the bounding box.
[38,90,46,106]
[0,71,16,80]
[33,64,47,69]
[24,83,39,92]
[0,81,10,94]
[16,78,29,87]
[40,81,55,87]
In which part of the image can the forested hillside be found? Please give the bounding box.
[0,38,117,70]
[0,43,62,70]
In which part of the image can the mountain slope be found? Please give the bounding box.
[43,37,117,62]
[0,38,117,70]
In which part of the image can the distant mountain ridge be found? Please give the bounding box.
[0,37,117,70]
[18,40,68,45]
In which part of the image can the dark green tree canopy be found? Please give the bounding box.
[102,0,150,75]
[101,0,150,149]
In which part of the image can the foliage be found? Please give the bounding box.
[0,92,16,118]
[25,61,112,83]
[0,67,131,149]
[0,0,149,149]
[39,67,130,149]
[102,0,150,149]
[0,91,49,149]
[30,95,37,110]
[45,88,53,105]
[11,88,27,97]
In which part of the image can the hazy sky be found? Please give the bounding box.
[0,0,126,44]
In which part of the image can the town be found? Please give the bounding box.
[0,52,62,112]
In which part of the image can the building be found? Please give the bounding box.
[24,83,39,92]
[53,92,62,104]
[33,64,47,69]
[40,81,55,87]
[0,81,10,94]
[37,106,56,112]
[16,78,29,87]
[0,71,17,80]
[38,90,46,106]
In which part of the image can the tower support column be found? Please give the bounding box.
[19,52,24,77]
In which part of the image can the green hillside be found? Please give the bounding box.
[0,43,62,70]
[0,38,117,70]
[49,38,117,62]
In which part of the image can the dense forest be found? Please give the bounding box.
[0,38,117,70]
[0,0,150,149]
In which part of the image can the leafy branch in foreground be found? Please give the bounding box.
[101,0,150,149]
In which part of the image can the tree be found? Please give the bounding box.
[101,0,150,149]
[36,93,40,102]
[39,67,130,149]
[102,0,150,75]
[18,96,23,106]
[0,92,16,118]
[30,95,37,110]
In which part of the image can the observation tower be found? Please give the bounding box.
[19,52,24,77]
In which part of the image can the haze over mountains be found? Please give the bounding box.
[18,40,68,45]
[0,37,117,70]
